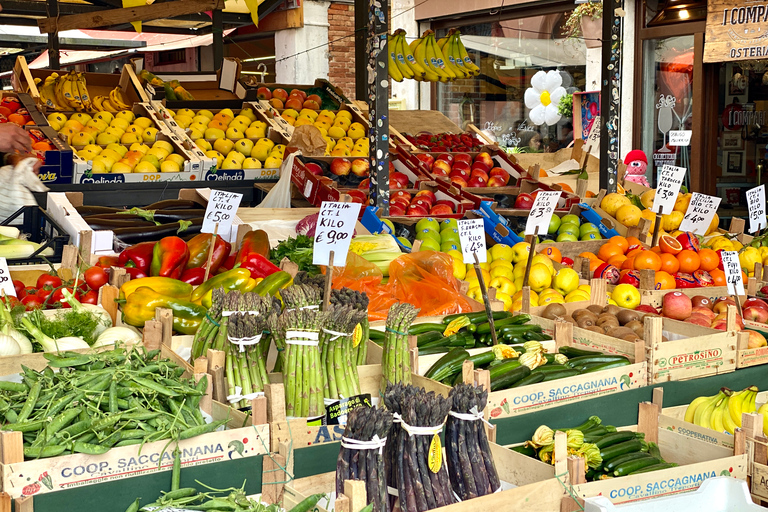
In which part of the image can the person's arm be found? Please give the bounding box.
[0,124,31,153]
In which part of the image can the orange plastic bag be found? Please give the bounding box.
[331,253,396,320]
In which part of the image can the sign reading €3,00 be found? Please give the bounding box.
[704,0,768,62]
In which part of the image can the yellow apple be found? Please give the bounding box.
[264,156,282,168]
[99,149,122,163]
[110,118,130,130]
[164,154,185,167]
[160,160,181,173]
[205,150,225,164]
[121,133,141,144]
[47,113,67,131]
[147,147,170,160]
[195,139,212,151]
[134,161,157,173]
[177,108,195,119]
[221,156,242,170]
[213,138,234,155]
[115,111,135,123]
[106,144,127,157]
[227,150,245,163]
[239,108,257,122]
[111,162,133,174]
[152,141,174,154]
[133,117,153,129]
[198,109,214,120]
[71,132,95,146]
[71,113,92,125]
[96,132,119,145]
[242,157,262,169]
[129,143,150,154]
[94,111,114,124]
[204,128,226,140]
[105,127,125,138]
[142,128,159,143]
[225,126,244,140]
[86,119,108,133]
[234,139,254,156]
[245,126,265,139]
[174,115,193,129]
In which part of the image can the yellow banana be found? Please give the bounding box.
[456,31,481,75]
[711,389,731,432]
[698,392,726,429]
[91,95,104,112]
[69,72,83,110]
[391,34,414,79]
[387,37,403,82]
[450,33,473,78]
[39,77,63,111]
[437,31,451,50]
[76,73,92,112]
[423,33,451,81]
[428,33,455,79]
[398,31,426,77]
[443,33,469,79]
[52,74,69,110]
[694,392,722,427]
[412,38,440,82]
[62,72,83,110]
[409,38,420,53]
[723,399,738,434]
[101,97,118,113]
[728,388,749,427]
[115,88,132,110]
[758,403,768,436]
[109,88,131,111]
[685,393,716,423]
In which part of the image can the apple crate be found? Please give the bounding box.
[384,180,471,220]
[63,103,169,152]
[478,179,582,215]
[556,401,748,507]
[291,155,341,206]
[257,99,369,141]
[242,78,350,110]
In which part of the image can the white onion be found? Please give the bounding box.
[94,326,142,347]
[0,334,20,356]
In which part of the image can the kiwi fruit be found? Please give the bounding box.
[542,303,567,320]
[621,333,640,342]
[596,314,619,328]
[572,309,592,320]
[587,304,604,315]
[577,316,596,328]
[586,326,606,334]
[608,326,635,339]
[624,320,645,338]
[603,304,621,316]
[616,309,640,326]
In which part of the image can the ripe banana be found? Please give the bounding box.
[695,391,725,428]
[387,35,403,82]
[685,393,717,423]
[455,30,481,76]
[392,34,414,80]
[39,76,63,111]
[423,32,451,81]
[110,88,131,110]
[728,386,758,427]
[52,74,69,110]
[413,36,441,82]
[723,399,738,434]
[428,32,456,80]
[442,33,469,79]
[398,31,426,78]
[710,389,731,432]
[758,403,768,436]
[76,73,92,112]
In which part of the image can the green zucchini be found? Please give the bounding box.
[369,329,385,341]
[409,323,448,335]
[627,462,677,475]
[488,359,522,379]
[509,372,546,388]
[600,439,646,462]
[442,310,511,325]
[510,444,536,457]
[613,457,662,476]
[594,431,641,449]
[565,355,631,367]
[528,364,568,373]
[424,348,469,381]
[558,346,602,358]
[418,346,451,356]
[416,331,444,347]
[536,368,580,381]
[524,330,550,341]
[490,366,531,391]
[467,350,495,368]
[602,452,654,472]
[581,360,632,373]
[476,315,533,334]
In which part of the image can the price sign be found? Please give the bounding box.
[313,201,362,266]
[747,185,767,233]
[652,165,687,214]
[458,218,486,264]
[721,251,745,296]
[202,190,243,235]
[525,191,561,236]
[0,258,15,298]
[679,193,721,235]
[668,130,692,146]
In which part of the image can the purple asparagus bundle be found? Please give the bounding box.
[445,384,500,500]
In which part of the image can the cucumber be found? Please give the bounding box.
[558,346,602,358]
[490,366,531,391]
[594,431,640,449]
[509,372,545,388]
[409,323,448,335]
[613,457,662,476]
[416,331,444,347]
[536,368,580,381]
[581,360,632,373]
[627,462,677,475]
[424,348,469,381]
[467,350,495,368]
[369,330,385,341]
[602,452,654,472]
[600,439,646,462]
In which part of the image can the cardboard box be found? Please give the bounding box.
[143,58,246,106]
[26,126,73,184]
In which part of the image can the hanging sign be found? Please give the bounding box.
[704,0,768,63]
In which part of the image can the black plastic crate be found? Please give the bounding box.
[0,206,70,265]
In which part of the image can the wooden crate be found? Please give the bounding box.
[560,401,749,507]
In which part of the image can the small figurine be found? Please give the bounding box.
[623,150,649,187]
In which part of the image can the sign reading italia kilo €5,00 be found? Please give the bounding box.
[704,0,768,62]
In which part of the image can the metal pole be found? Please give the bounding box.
[212,8,223,71]
[354,0,368,101]
[367,0,389,215]
[599,0,623,192]
[47,0,60,69]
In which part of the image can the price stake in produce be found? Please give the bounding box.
[457,218,497,344]
[202,190,243,236]
[747,185,766,234]
[0,258,15,298]
[313,201,362,266]
[679,193,721,235]
[721,251,745,296]
[525,191,561,236]
[652,165,686,215]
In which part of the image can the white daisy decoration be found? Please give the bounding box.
[524,70,567,126]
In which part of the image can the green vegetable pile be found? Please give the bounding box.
[0,345,223,460]
[269,235,318,275]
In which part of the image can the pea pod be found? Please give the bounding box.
[17,381,41,423]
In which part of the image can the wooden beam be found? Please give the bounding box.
[38,0,225,34]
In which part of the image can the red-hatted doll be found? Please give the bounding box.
[623,150,649,187]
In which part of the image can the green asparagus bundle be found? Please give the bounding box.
[330,287,371,366]
[321,305,368,400]
[191,288,225,359]
[225,312,270,409]
[382,303,419,385]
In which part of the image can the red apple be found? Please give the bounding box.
[268,98,284,109]
[466,177,486,187]
[662,291,692,320]
[453,153,472,165]
[686,315,712,327]
[760,285,768,296]
[743,306,768,323]
[561,257,574,267]
[449,169,470,181]
[436,153,454,165]
[432,160,452,175]
[713,297,737,314]
[414,190,436,203]
[470,169,489,181]
[390,172,409,188]
[690,296,713,310]
[748,330,768,348]
[390,196,410,210]
[358,178,370,190]
[452,162,471,176]
[489,167,510,185]
[514,193,534,209]
[350,158,369,177]
[743,298,768,311]
[471,161,490,173]
[430,204,453,215]
[389,161,395,172]
[450,176,467,188]
[635,304,660,315]
[389,204,406,216]
[285,97,303,110]
[306,94,321,104]
[416,153,435,169]
[304,162,323,176]
[487,176,507,187]
[434,199,454,209]
[289,89,307,101]
[393,190,412,203]
[272,88,289,103]
[475,152,493,169]
[407,204,428,216]
[713,312,744,329]
[256,87,272,100]
[691,306,716,321]
[330,158,352,176]
[303,100,320,110]
[345,190,367,203]
[411,197,433,210]
[432,165,450,177]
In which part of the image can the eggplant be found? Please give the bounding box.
[144,199,205,210]
[112,218,203,244]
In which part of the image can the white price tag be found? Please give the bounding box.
[0,258,15,298]
[458,218,486,264]
[525,191,561,236]
[721,251,745,296]
[312,201,362,266]
[668,130,692,146]
[652,165,687,214]
[679,192,721,235]
[202,190,243,235]
[747,185,767,234]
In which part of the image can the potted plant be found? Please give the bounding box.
[563,1,603,49]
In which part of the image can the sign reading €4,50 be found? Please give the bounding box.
[704,0,768,62]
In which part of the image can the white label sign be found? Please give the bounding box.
[313,201,362,266]
[721,251,745,296]
[652,165,687,215]
[679,192,721,234]
[668,130,692,146]
[458,218,486,264]
[202,190,243,235]
[0,258,15,298]
[525,191,561,236]
[747,185,767,233]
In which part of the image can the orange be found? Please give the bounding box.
[626,236,642,248]
[609,236,629,253]
[659,253,680,274]
[579,251,597,260]
[585,191,596,198]
[589,258,606,273]
[634,251,662,271]
[539,246,562,263]
[698,248,719,272]
[676,249,701,273]
[627,247,644,258]
[539,169,548,177]
[654,271,676,290]
[650,246,662,254]
[622,256,636,270]
[710,268,726,286]
[557,183,574,193]
[8,113,25,125]
[32,141,53,151]
[658,234,682,255]
[608,254,627,267]
[598,243,624,262]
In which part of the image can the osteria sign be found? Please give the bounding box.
[704,0,768,62]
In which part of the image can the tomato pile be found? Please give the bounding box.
[11,267,108,310]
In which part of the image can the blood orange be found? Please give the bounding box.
[677,232,700,252]
[658,234,682,255]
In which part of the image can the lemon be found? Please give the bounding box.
[528,263,552,293]
[490,244,513,262]
[600,193,631,217]
[615,204,642,227]
[640,189,656,209]
[565,289,590,302]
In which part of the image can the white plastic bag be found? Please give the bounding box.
[256,150,300,208]
[0,158,48,225]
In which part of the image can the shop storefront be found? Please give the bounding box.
[635,0,768,221]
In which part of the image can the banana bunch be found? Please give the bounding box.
[388,28,480,83]
[37,70,132,114]
[92,87,132,113]
[684,385,758,434]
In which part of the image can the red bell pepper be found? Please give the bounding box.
[149,236,189,280]
[118,241,156,273]
[95,255,119,269]
[180,267,207,285]
[219,253,237,272]
[186,233,232,273]
[235,229,270,264]
[240,252,280,279]
[123,267,147,280]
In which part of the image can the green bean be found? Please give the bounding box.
[45,407,83,437]
[24,445,66,458]
[17,381,41,422]
[123,411,161,421]
[42,367,55,380]
[83,374,114,392]
[172,447,181,491]
[179,420,227,440]
[0,381,27,393]
[71,441,110,455]
[190,376,208,409]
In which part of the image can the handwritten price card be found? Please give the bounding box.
[652,165,686,215]
[202,190,243,235]
[747,185,767,233]
[679,193,721,235]
[525,191,561,236]
[458,218,486,264]
[313,201,362,266]
[721,251,745,296]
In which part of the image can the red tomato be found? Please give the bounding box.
[21,294,44,310]
[36,273,62,290]
[51,286,74,308]
[80,290,98,305]
[36,287,54,303]
[13,280,25,298]
[1,296,20,308]
[84,267,108,290]
[24,287,37,297]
